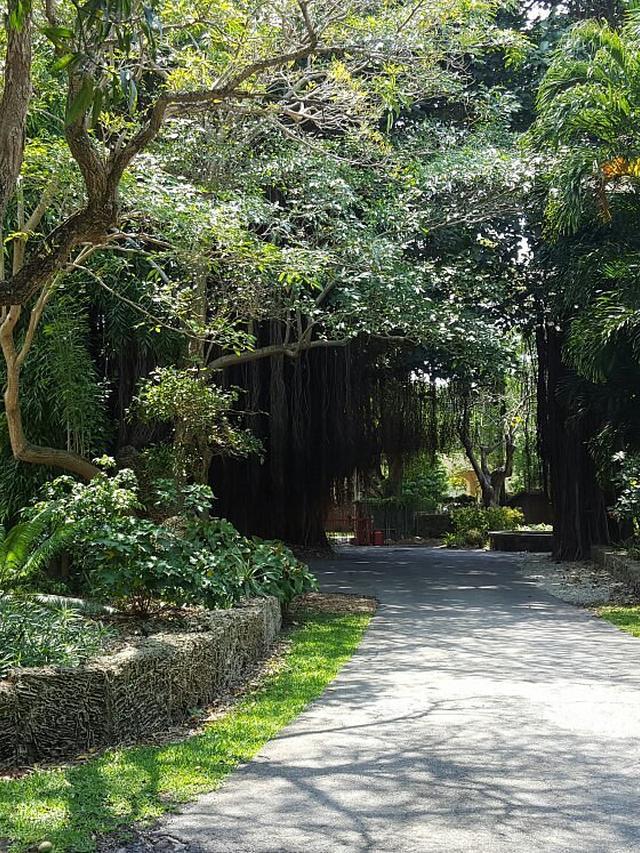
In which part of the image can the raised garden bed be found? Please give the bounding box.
[591,546,640,593]
[0,597,281,768]
[489,530,554,553]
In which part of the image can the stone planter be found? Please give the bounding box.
[489,530,553,553]
[591,546,640,592]
[0,597,281,768]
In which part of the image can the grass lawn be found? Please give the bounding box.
[0,609,371,852]
[598,605,640,637]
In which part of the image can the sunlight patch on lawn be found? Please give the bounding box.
[598,606,640,638]
[0,611,371,852]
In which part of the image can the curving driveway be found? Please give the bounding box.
[139,547,640,852]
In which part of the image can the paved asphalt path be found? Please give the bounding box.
[137,547,640,852]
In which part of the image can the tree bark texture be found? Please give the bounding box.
[0,0,32,223]
[536,323,610,560]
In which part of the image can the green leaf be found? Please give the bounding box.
[65,79,94,127]
[51,52,79,73]
[127,77,138,113]
[42,24,74,45]
[91,87,104,128]
[8,0,31,31]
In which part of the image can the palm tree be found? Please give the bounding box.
[531,10,640,383]
[531,12,640,233]
[527,9,640,558]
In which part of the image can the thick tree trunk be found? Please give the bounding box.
[478,479,496,508]
[536,324,609,560]
[0,186,102,482]
[384,454,405,497]
[480,480,498,508]
[0,0,32,223]
[458,398,514,509]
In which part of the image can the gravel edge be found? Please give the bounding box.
[515,552,638,607]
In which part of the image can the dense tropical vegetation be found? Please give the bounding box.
[6,1,640,849]
[2,0,640,619]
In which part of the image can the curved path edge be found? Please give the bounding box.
[120,547,640,853]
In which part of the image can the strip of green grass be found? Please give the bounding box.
[0,610,371,852]
[598,605,640,637]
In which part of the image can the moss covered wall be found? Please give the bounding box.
[1,597,281,767]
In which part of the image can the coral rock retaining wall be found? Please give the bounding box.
[1,597,281,767]
[591,546,640,593]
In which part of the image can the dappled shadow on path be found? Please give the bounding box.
[150,548,640,852]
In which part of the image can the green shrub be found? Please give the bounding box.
[612,452,640,555]
[84,516,316,613]
[187,519,315,604]
[398,460,449,510]
[464,528,486,548]
[82,516,186,613]
[0,595,114,677]
[451,505,524,535]
[370,458,449,512]
[445,505,524,548]
[443,530,485,548]
[2,469,317,614]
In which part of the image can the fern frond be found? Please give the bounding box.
[22,523,79,577]
[0,508,74,587]
[0,520,45,574]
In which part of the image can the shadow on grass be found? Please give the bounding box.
[0,612,370,852]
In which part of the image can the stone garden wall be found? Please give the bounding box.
[591,546,640,593]
[0,597,281,767]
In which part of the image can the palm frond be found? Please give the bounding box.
[567,287,640,382]
[0,508,76,588]
[0,519,46,575]
[22,523,78,577]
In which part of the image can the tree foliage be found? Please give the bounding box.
[8,0,637,560]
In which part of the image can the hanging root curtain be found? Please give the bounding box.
[211,333,434,546]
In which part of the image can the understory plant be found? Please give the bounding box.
[372,459,450,512]
[612,451,640,557]
[0,595,114,678]
[86,515,315,613]
[132,368,262,484]
[0,467,316,614]
[444,505,524,548]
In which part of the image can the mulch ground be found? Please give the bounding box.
[287,591,378,617]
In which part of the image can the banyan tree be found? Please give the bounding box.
[213,336,437,545]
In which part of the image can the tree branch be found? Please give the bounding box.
[11,176,60,276]
[208,336,351,371]
[297,0,318,46]
[0,205,115,305]
[458,397,489,492]
[207,331,415,371]
[0,301,101,480]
